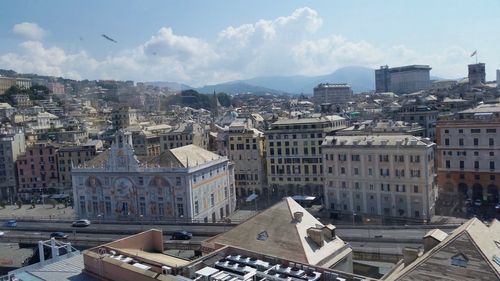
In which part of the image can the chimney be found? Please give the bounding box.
[322,224,336,240]
[294,212,303,222]
[402,247,421,266]
[307,227,324,247]
[423,229,448,253]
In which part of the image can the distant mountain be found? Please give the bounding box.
[144,81,193,91]
[196,81,283,95]
[147,66,376,95]
[241,66,375,94]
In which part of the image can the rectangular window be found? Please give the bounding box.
[194,201,199,214]
[490,161,495,170]
[210,193,215,207]
[446,160,450,169]
[139,202,146,216]
[414,185,419,193]
[474,138,479,146]
[105,201,111,214]
[459,138,464,146]
[177,203,184,217]
[158,203,164,216]
[445,138,450,146]
[474,161,479,169]
[489,138,494,146]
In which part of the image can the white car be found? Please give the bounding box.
[474,199,482,206]
[0,231,4,236]
[72,219,91,227]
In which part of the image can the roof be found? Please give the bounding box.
[0,103,13,109]
[271,115,345,126]
[81,150,110,167]
[459,103,500,114]
[204,197,351,266]
[169,145,224,167]
[139,145,224,168]
[37,112,58,119]
[9,254,97,281]
[385,218,500,280]
[423,229,448,242]
[323,135,434,147]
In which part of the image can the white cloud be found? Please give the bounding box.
[0,8,479,85]
[12,22,46,41]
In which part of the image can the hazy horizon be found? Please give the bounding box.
[1,0,499,86]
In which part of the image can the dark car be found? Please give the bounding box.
[50,232,68,239]
[72,219,91,227]
[3,219,17,227]
[171,230,192,240]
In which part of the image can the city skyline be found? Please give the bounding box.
[0,1,499,86]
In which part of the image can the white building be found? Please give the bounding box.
[322,135,436,221]
[72,130,236,222]
[313,83,352,111]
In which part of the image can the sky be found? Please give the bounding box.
[0,0,499,86]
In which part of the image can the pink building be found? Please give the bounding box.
[16,142,59,200]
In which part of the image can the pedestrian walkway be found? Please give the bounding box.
[0,204,76,221]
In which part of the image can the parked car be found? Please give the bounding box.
[474,199,482,206]
[465,198,472,206]
[171,231,192,240]
[495,203,500,210]
[3,219,17,227]
[50,232,68,239]
[72,219,91,227]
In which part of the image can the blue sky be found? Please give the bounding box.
[1,0,499,85]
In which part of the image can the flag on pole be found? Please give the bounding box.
[470,50,477,57]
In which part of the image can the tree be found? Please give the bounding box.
[216,92,232,107]
[48,199,57,209]
[0,200,6,209]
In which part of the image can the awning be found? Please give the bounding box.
[246,193,258,202]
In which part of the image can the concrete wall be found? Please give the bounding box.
[106,230,164,253]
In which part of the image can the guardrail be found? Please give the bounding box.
[0,225,226,237]
[0,235,113,248]
[0,234,204,251]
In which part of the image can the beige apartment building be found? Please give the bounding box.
[322,135,436,221]
[159,122,209,151]
[57,140,103,192]
[0,77,32,94]
[436,103,500,204]
[265,116,346,197]
[227,120,266,198]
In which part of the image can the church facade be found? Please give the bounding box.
[72,130,236,222]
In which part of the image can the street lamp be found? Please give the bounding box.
[352,213,356,225]
[139,214,144,231]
